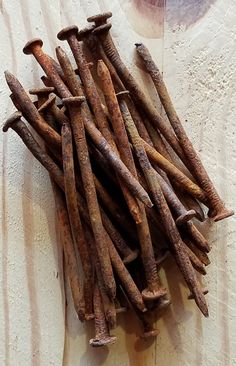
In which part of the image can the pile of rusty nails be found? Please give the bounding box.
[3,12,234,347]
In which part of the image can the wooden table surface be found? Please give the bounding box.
[0,0,236,365]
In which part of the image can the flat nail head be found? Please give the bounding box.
[92,23,112,35]
[77,25,95,41]
[23,38,43,54]
[142,287,167,301]
[89,336,117,347]
[57,25,78,40]
[210,208,234,222]
[38,95,56,113]
[29,87,55,96]
[176,209,196,226]
[3,111,22,132]
[62,96,86,106]
[87,12,112,24]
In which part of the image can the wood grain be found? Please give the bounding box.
[0,0,236,365]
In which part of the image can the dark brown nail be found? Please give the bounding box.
[63,96,116,301]
[136,43,234,222]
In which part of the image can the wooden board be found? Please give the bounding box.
[0,0,236,365]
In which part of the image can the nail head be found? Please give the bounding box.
[92,23,112,35]
[57,25,78,41]
[3,111,22,132]
[23,38,43,55]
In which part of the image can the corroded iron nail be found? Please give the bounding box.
[136,43,234,222]
[92,23,187,163]
[90,282,117,347]
[117,90,196,226]
[3,112,64,189]
[61,116,94,318]
[62,96,116,301]
[142,139,208,204]
[51,181,85,321]
[5,71,61,149]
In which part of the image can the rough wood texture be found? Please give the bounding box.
[0,0,236,365]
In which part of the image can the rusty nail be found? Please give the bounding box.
[136,43,234,222]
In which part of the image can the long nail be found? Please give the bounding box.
[5,71,61,149]
[91,22,186,164]
[51,181,85,321]
[61,118,94,318]
[63,96,116,300]
[90,281,117,347]
[136,43,234,222]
